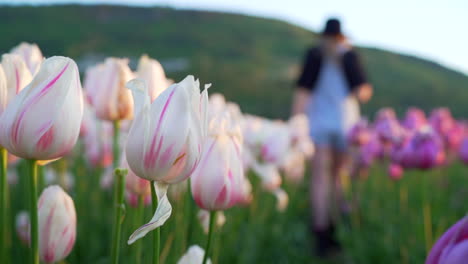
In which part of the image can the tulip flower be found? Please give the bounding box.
[260,122,291,165]
[409,127,445,169]
[191,132,245,211]
[126,76,208,245]
[429,108,455,137]
[15,211,30,246]
[84,58,134,121]
[458,137,468,164]
[426,216,468,264]
[136,55,168,101]
[0,56,83,161]
[10,42,44,75]
[1,54,33,113]
[402,107,427,131]
[82,112,113,168]
[387,163,403,181]
[348,119,372,146]
[177,245,212,264]
[282,150,306,184]
[126,76,208,184]
[38,185,76,263]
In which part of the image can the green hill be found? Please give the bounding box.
[1,4,467,118]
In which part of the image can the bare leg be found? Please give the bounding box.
[331,149,351,216]
[310,146,332,230]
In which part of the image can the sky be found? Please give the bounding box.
[2,0,468,75]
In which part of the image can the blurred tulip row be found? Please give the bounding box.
[0,42,466,264]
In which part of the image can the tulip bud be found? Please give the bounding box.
[426,216,468,264]
[38,185,76,263]
[191,132,246,211]
[83,111,113,168]
[1,54,33,113]
[348,119,372,146]
[125,76,208,184]
[177,245,212,264]
[273,188,289,212]
[137,55,168,101]
[282,151,306,184]
[16,211,30,246]
[260,122,291,165]
[387,163,403,181]
[10,42,44,75]
[0,56,83,161]
[84,58,134,121]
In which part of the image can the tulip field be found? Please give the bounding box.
[0,42,467,264]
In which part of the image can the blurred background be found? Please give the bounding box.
[1,0,467,119]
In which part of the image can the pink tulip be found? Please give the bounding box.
[10,42,44,75]
[402,107,427,131]
[400,127,445,169]
[426,216,468,264]
[260,122,291,165]
[1,54,33,114]
[15,211,30,246]
[429,108,455,137]
[84,58,134,121]
[122,155,151,197]
[125,77,208,184]
[443,122,464,152]
[348,119,372,146]
[38,185,76,263]
[375,115,406,144]
[136,55,168,101]
[83,113,113,168]
[0,56,83,161]
[387,163,403,181]
[191,132,246,210]
[358,134,383,168]
[376,107,396,121]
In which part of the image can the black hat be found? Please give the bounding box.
[322,18,342,36]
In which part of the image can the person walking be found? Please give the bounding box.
[292,17,373,257]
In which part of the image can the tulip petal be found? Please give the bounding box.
[127,182,172,245]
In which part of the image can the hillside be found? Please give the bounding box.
[1,4,467,118]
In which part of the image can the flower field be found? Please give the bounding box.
[0,42,467,264]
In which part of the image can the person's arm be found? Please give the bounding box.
[343,50,373,103]
[291,88,311,115]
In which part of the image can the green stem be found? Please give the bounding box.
[134,195,145,264]
[150,182,160,264]
[27,159,39,264]
[185,179,194,248]
[202,211,217,264]
[0,148,8,264]
[111,120,126,264]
